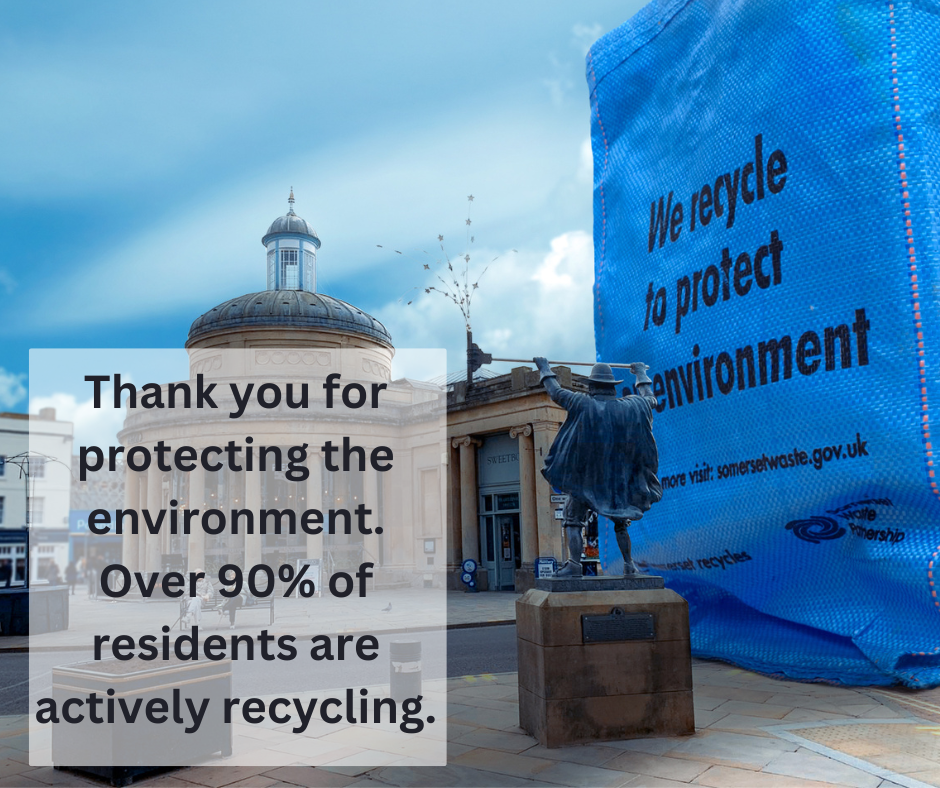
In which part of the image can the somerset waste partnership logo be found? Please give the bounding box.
[785,516,845,543]
[785,499,905,545]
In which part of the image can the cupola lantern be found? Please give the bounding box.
[261,189,321,292]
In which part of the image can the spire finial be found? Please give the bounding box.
[288,187,295,214]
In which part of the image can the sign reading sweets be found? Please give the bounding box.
[587,0,940,686]
[28,348,447,767]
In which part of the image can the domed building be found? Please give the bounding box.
[118,195,444,590]
[186,193,392,352]
[117,195,582,596]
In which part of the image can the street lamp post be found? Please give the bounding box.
[6,451,71,588]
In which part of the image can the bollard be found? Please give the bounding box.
[389,639,422,702]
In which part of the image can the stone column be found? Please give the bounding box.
[187,463,206,574]
[532,421,562,559]
[510,424,537,574]
[138,472,148,572]
[394,448,415,568]
[446,443,461,574]
[146,464,163,573]
[245,468,263,569]
[452,436,481,566]
[364,462,380,568]
[122,463,140,573]
[305,456,323,562]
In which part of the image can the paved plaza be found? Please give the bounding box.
[3,592,940,787]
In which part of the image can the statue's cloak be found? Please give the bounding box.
[541,385,662,520]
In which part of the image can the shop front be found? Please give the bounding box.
[477,434,521,591]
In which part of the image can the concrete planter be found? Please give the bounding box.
[52,657,232,786]
[1,585,69,635]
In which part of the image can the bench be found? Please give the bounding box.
[179,594,275,629]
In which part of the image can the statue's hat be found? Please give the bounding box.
[587,363,623,386]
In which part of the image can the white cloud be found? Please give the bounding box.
[29,391,125,450]
[0,368,26,409]
[532,231,589,289]
[543,53,575,107]
[390,349,447,383]
[578,137,593,185]
[377,230,596,375]
[572,23,604,55]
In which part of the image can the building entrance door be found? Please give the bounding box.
[479,490,521,591]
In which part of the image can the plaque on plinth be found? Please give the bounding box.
[516,586,694,748]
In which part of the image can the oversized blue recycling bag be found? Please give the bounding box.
[588,0,940,686]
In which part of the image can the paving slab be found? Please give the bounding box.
[533,760,637,787]
[622,776,698,788]
[520,743,624,766]
[449,728,538,754]
[707,713,802,736]
[0,777,55,788]
[691,707,729,727]
[261,766,360,786]
[763,747,883,788]
[692,695,727,711]
[693,764,859,787]
[868,752,940,774]
[693,684,777,704]
[372,764,539,787]
[669,729,799,769]
[780,708,851,723]
[450,748,554,779]
[716,700,796,720]
[222,778,279,788]
[905,769,940,786]
[445,742,475,759]
[603,751,710,782]
[600,737,682,756]
[171,766,272,787]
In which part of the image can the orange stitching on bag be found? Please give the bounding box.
[891,3,940,615]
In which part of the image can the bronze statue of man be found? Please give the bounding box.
[534,357,662,577]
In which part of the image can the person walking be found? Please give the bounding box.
[87,556,98,599]
[65,561,77,595]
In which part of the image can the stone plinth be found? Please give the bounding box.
[516,587,694,748]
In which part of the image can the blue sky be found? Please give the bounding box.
[0,0,646,416]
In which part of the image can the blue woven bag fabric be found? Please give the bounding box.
[588,0,940,687]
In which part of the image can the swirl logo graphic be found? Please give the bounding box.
[785,516,846,544]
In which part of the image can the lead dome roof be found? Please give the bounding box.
[261,211,320,246]
[186,290,392,347]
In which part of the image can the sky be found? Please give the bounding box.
[0,0,647,427]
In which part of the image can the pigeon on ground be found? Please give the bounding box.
[382,603,392,612]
